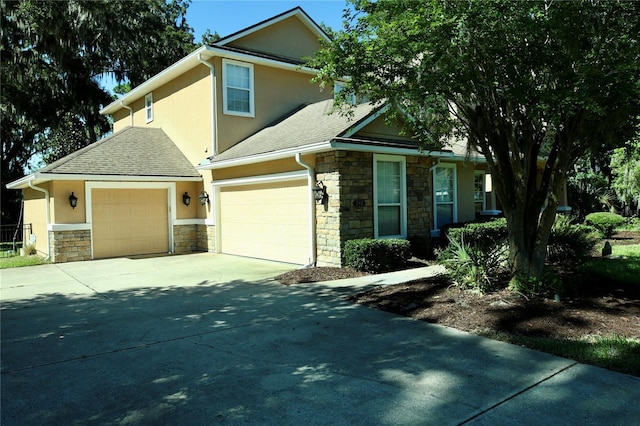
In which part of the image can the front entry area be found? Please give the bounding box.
[91,188,169,258]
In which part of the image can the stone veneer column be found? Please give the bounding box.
[406,156,433,237]
[315,151,374,266]
[173,224,197,254]
[49,229,92,263]
[196,224,216,252]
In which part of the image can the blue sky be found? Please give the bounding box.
[187,0,348,40]
[101,1,348,94]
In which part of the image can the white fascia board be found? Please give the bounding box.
[101,45,317,116]
[212,170,307,187]
[329,141,425,157]
[217,8,331,46]
[5,173,36,189]
[101,46,212,115]
[341,104,390,138]
[197,141,333,170]
[7,172,203,189]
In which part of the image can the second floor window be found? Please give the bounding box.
[223,59,254,117]
[145,93,153,123]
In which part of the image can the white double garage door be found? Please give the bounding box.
[90,180,309,265]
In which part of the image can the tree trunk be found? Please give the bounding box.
[503,187,560,291]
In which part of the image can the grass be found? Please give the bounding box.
[0,255,48,269]
[485,332,640,376]
[579,244,640,286]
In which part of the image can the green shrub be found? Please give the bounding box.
[547,216,600,264]
[344,238,411,273]
[585,212,626,238]
[445,218,507,252]
[407,235,433,259]
[437,219,509,292]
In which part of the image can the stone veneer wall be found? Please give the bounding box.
[196,224,216,252]
[315,151,375,266]
[173,224,198,253]
[406,156,433,237]
[49,229,92,263]
[315,151,433,267]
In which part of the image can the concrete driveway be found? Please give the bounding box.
[1,254,639,425]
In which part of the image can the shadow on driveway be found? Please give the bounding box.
[2,267,639,424]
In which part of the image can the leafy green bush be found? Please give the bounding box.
[407,235,433,259]
[585,212,626,238]
[547,216,600,264]
[344,238,411,273]
[437,219,509,292]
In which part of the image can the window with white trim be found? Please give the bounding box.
[374,154,407,238]
[433,163,457,231]
[144,93,153,123]
[223,59,254,117]
[474,170,486,214]
[334,82,356,105]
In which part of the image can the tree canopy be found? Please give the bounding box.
[1,0,204,223]
[311,0,640,286]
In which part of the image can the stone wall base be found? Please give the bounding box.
[196,224,215,252]
[49,229,92,263]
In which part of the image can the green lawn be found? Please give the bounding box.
[0,255,48,269]
[579,244,640,285]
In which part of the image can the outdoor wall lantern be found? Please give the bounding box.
[312,181,326,204]
[69,192,78,209]
[182,192,191,206]
[198,190,210,206]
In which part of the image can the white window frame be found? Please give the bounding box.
[432,163,458,234]
[474,170,486,213]
[334,82,356,105]
[144,93,153,123]
[373,154,407,239]
[222,58,255,117]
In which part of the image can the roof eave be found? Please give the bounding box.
[7,173,203,189]
[100,45,318,116]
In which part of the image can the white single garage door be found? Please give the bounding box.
[92,188,169,258]
[220,180,309,265]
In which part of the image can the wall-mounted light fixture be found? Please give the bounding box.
[312,181,326,204]
[69,192,78,209]
[198,191,210,206]
[182,192,191,206]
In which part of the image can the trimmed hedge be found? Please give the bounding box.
[585,212,626,238]
[445,218,508,251]
[344,238,411,273]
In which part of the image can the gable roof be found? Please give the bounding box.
[7,127,201,189]
[100,7,323,116]
[204,99,380,165]
[215,7,330,46]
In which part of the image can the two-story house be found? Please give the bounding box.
[8,7,565,265]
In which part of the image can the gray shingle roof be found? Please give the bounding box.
[210,99,378,162]
[40,127,201,178]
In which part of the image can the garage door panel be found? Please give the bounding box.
[92,188,169,258]
[220,181,308,265]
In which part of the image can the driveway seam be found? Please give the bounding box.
[457,361,579,425]
[54,265,109,299]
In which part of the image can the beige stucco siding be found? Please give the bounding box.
[175,181,208,219]
[112,66,212,166]
[216,60,330,153]
[226,16,322,61]
[212,157,313,181]
[356,116,415,142]
[51,181,86,224]
[22,187,49,255]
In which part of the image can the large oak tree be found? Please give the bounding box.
[1,0,197,223]
[311,0,640,288]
